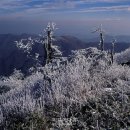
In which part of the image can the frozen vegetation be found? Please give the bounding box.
[115,47,130,64]
[0,23,130,130]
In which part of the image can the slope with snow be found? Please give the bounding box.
[0,47,130,129]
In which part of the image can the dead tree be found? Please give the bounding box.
[92,24,105,51]
[44,23,56,64]
[110,39,116,64]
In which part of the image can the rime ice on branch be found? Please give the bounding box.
[110,39,116,64]
[92,24,105,51]
[43,22,62,64]
[15,22,62,68]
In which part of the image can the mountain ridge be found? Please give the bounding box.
[0,34,130,76]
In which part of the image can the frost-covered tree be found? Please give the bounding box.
[110,39,116,64]
[15,37,34,56]
[92,24,105,51]
[1,23,130,129]
[1,46,130,129]
[43,22,62,64]
[15,23,62,69]
[43,23,54,64]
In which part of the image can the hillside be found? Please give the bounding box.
[0,34,130,76]
[0,34,86,76]
[0,31,130,129]
[0,46,130,129]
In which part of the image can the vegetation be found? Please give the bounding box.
[0,23,130,130]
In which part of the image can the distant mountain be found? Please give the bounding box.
[0,34,87,76]
[0,33,37,44]
[85,42,130,53]
[55,35,87,56]
[55,35,130,54]
[83,34,130,52]
[0,34,130,76]
[85,35,130,43]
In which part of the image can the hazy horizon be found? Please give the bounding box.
[0,0,130,37]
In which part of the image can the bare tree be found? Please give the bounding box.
[110,39,116,64]
[92,24,105,51]
[43,23,56,64]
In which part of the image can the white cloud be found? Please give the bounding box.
[78,0,129,3]
[0,0,31,10]
[71,5,130,13]
[0,0,129,18]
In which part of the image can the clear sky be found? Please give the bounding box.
[0,0,130,37]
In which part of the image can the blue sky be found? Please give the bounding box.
[0,0,130,37]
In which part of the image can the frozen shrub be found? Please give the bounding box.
[115,47,130,64]
[0,47,129,128]
[0,35,130,129]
